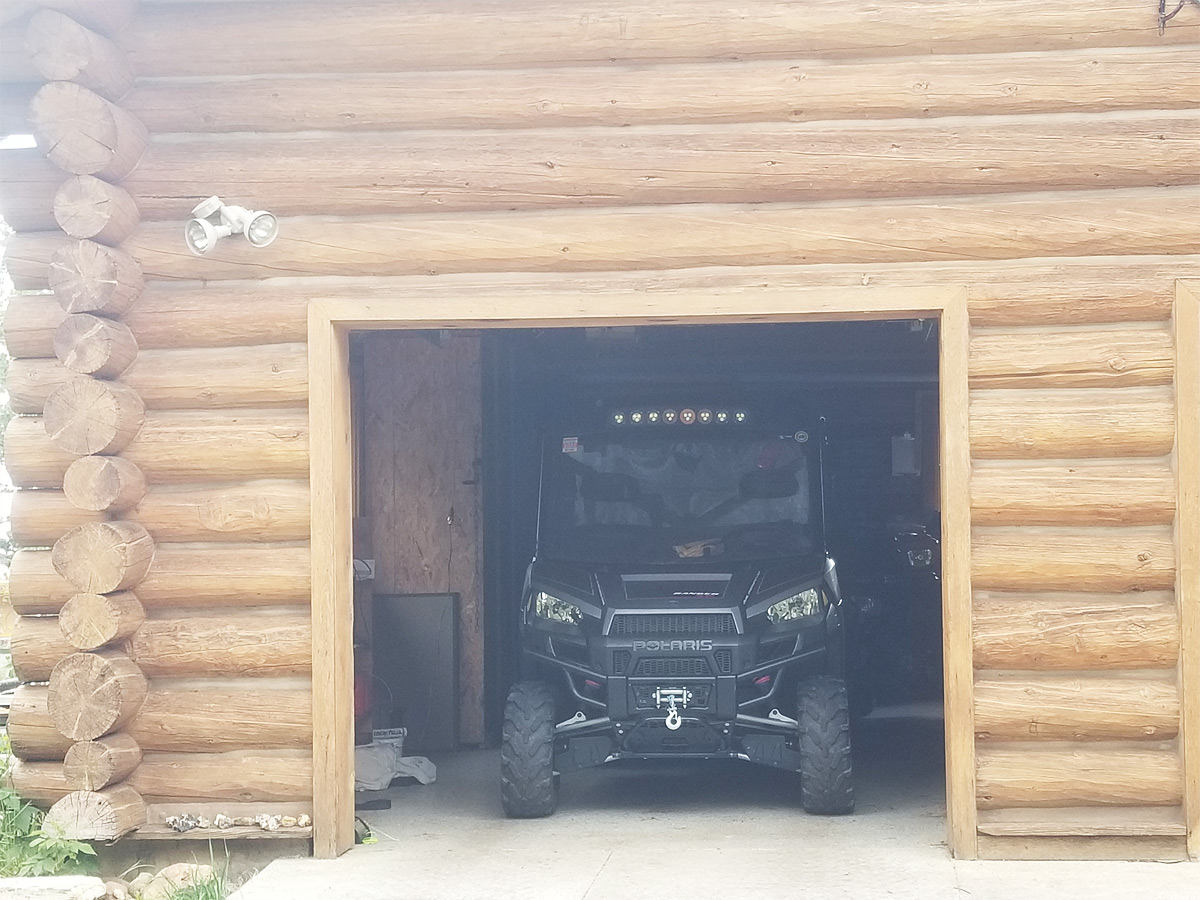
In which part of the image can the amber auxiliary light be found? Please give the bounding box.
[185,195,279,255]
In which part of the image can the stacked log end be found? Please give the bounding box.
[8,7,150,841]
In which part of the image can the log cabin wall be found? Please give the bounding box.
[0,0,1197,858]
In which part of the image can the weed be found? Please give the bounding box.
[0,734,97,877]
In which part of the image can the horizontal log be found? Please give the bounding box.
[29,81,146,179]
[126,750,313,803]
[30,1,138,38]
[63,733,142,790]
[9,544,312,614]
[64,455,147,513]
[5,411,309,488]
[9,760,72,808]
[970,386,1175,459]
[54,175,140,244]
[973,591,1180,670]
[969,326,1175,389]
[122,0,1200,75]
[101,112,1200,218]
[10,490,104,546]
[55,313,139,378]
[972,526,1176,593]
[26,10,135,100]
[10,482,311,545]
[8,344,308,412]
[5,256,1195,337]
[12,682,313,753]
[6,685,74,761]
[122,47,1200,133]
[974,675,1179,741]
[129,687,313,752]
[48,649,148,741]
[54,187,1200,281]
[970,461,1176,526]
[0,149,61,232]
[976,746,1183,808]
[11,614,75,682]
[52,520,154,594]
[44,784,146,841]
[127,613,312,678]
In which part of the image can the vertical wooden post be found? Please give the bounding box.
[1174,280,1200,860]
[939,288,977,859]
[309,301,355,858]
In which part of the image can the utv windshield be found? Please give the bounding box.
[538,431,821,565]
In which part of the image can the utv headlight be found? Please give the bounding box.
[533,591,582,626]
[766,588,824,624]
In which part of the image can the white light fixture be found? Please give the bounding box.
[184,195,279,256]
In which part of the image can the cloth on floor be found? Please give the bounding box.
[354,742,437,790]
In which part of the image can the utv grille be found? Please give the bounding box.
[613,650,632,674]
[633,657,710,678]
[713,649,733,674]
[609,613,736,636]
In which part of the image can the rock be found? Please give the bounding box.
[0,876,106,900]
[128,873,154,898]
[139,864,215,900]
[104,879,131,900]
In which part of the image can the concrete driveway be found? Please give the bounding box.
[231,718,1196,900]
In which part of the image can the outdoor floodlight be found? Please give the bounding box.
[185,195,279,256]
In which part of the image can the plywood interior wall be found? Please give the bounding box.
[0,0,1197,858]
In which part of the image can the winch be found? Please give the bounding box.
[653,687,693,731]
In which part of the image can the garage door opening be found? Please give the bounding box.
[308,286,973,858]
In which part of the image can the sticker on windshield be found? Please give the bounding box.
[562,437,579,453]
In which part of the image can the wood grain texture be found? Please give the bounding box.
[127,614,312,678]
[120,0,1200,75]
[54,313,139,378]
[973,591,1180,670]
[121,47,1200,132]
[43,377,145,456]
[25,9,135,100]
[970,387,1175,459]
[976,746,1183,808]
[126,750,313,803]
[53,175,139,244]
[970,460,1176,526]
[49,239,144,315]
[362,332,484,745]
[10,489,105,546]
[48,649,148,742]
[977,806,1186,837]
[972,526,1176,593]
[63,733,142,790]
[6,685,74,761]
[51,520,154,594]
[969,326,1174,389]
[974,675,1179,741]
[29,81,147,179]
[9,544,311,615]
[9,760,72,807]
[63,455,147,512]
[43,784,146,840]
[11,614,75,682]
[129,687,313,752]
[90,112,1200,218]
[59,590,145,651]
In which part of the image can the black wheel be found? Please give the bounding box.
[500,681,558,818]
[797,676,854,815]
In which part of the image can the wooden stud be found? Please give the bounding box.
[53,175,140,244]
[63,733,142,790]
[51,520,155,594]
[43,377,145,455]
[1173,280,1200,860]
[30,81,147,179]
[25,10,135,100]
[48,240,144,315]
[48,649,148,741]
[63,455,147,512]
[54,313,139,378]
[59,590,145,651]
[43,785,147,840]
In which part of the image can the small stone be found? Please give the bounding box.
[140,864,215,900]
[297,814,312,827]
[280,816,297,827]
[255,813,281,831]
[128,873,154,898]
[232,816,255,826]
[104,879,130,900]
[214,813,233,829]
[196,816,211,828]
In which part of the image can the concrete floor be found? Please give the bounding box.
[231,717,1197,900]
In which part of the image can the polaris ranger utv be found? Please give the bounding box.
[500,406,853,817]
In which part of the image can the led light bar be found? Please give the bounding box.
[608,406,748,425]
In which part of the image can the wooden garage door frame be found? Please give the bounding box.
[307,285,974,859]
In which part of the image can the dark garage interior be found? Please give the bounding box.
[350,318,945,818]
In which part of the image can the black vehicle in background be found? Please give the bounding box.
[500,408,853,817]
